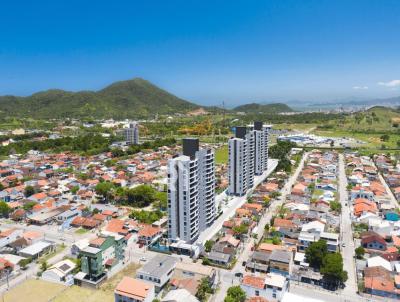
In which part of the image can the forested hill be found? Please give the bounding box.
[233,102,294,114]
[0,78,200,119]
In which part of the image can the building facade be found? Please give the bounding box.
[227,122,271,196]
[167,138,215,243]
[124,122,139,145]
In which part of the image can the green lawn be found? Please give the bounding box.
[312,128,400,150]
[215,145,229,164]
[40,244,66,263]
[75,228,89,235]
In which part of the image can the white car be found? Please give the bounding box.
[140,256,147,262]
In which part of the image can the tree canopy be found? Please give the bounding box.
[224,286,246,302]
[305,240,328,269]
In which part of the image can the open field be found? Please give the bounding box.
[312,128,400,149]
[1,279,67,302]
[55,263,140,302]
[215,144,228,164]
[2,263,140,302]
[272,123,318,132]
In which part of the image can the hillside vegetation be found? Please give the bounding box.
[0,78,199,119]
[233,102,293,114]
[316,106,400,133]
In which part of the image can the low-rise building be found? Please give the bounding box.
[114,276,155,302]
[136,255,177,292]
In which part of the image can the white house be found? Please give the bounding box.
[241,273,288,301]
[42,259,76,284]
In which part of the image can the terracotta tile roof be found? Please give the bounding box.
[138,224,161,238]
[242,275,265,289]
[115,276,153,301]
[90,237,106,247]
[273,218,297,229]
[105,219,128,234]
[258,243,284,253]
[365,276,395,293]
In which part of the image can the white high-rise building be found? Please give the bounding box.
[167,138,215,243]
[124,122,139,145]
[228,127,254,196]
[228,122,271,196]
[249,121,266,175]
[263,124,272,170]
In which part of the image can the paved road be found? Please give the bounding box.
[338,154,358,299]
[213,153,308,302]
[196,159,279,245]
[377,172,399,208]
[0,222,96,296]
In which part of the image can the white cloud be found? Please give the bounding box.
[378,80,400,87]
[352,86,368,90]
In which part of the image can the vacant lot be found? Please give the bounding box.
[2,279,66,302]
[2,263,141,302]
[55,263,140,302]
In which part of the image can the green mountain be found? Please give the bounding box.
[233,102,294,114]
[0,78,199,119]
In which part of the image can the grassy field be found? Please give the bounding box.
[2,279,67,302]
[313,128,400,149]
[74,228,89,235]
[2,263,140,302]
[215,145,228,164]
[54,263,140,302]
[273,123,317,132]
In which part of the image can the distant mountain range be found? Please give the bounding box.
[0,78,199,119]
[233,102,294,114]
[286,96,400,109]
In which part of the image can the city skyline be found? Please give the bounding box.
[1,1,399,106]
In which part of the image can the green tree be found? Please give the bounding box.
[270,191,281,199]
[40,260,48,272]
[232,224,249,235]
[305,240,328,269]
[70,185,79,194]
[355,246,365,259]
[320,252,348,285]
[129,210,163,224]
[95,181,114,201]
[330,201,342,213]
[224,286,246,302]
[126,185,157,207]
[196,277,213,302]
[380,134,390,142]
[0,201,11,218]
[23,201,37,211]
[24,185,35,197]
[204,240,214,253]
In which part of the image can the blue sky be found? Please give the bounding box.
[0,0,399,106]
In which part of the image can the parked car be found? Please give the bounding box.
[235,272,243,278]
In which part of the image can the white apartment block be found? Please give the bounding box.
[228,126,254,196]
[167,138,215,243]
[228,122,271,196]
[124,122,139,145]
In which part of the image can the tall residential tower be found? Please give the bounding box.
[228,122,271,196]
[124,122,139,145]
[167,139,216,243]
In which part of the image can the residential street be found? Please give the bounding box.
[196,159,279,245]
[338,153,358,299]
[213,152,309,302]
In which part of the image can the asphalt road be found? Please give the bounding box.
[212,152,309,302]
